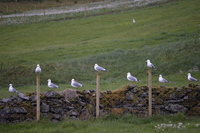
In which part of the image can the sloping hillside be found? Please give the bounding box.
[0,0,199,90]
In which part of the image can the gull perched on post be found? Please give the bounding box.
[35,64,42,73]
[47,79,60,88]
[71,79,83,88]
[146,59,156,70]
[159,74,170,83]
[127,72,140,82]
[187,73,200,82]
[9,84,19,93]
[94,64,108,72]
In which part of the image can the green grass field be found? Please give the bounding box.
[0,0,200,98]
[0,113,200,133]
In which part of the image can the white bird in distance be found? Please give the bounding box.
[94,64,108,72]
[159,74,170,83]
[47,79,60,88]
[127,72,140,82]
[187,73,200,82]
[146,59,156,70]
[9,84,19,93]
[35,64,42,73]
[71,79,83,88]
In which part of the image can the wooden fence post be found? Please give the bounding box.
[23,12,26,23]
[84,6,87,17]
[36,74,40,121]
[105,0,108,13]
[147,70,152,117]
[96,72,100,119]
[126,0,128,9]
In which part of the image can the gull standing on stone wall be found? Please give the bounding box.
[158,74,170,83]
[127,72,140,82]
[187,73,200,82]
[47,79,60,88]
[71,79,84,87]
[9,84,19,93]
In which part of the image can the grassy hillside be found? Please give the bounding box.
[0,0,200,94]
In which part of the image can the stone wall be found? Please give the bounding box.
[0,83,200,123]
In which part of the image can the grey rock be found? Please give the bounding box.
[11,107,27,114]
[41,103,49,113]
[2,98,12,103]
[29,95,36,102]
[70,111,78,116]
[183,95,189,100]
[140,92,148,98]
[125,92,134,100]
[18,93,29,100]
[137,104,143,107]
[50,107,62,114]
[169,93,177,100]
[45,91,61,98]
[133,88,139,93]
[52,114,62,120]
[165,104,187,113]
[1,106,10,116]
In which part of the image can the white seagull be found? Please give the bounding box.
[9,84,19,93]
[127,72,140,82]
[187,73,200,82]
[47,79,60,88]
[94,64,108,72]
[35,64,42,73]
[159,74,170,83]
[132,19,136,23]
[71,79,83,88]
[146,59,156,70]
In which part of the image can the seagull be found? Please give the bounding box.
[47,79,60,88]
[187,73,200,82]
[9,84,19,93]
[94,64,108,72]
[159,74,170,83]
[146,59,156,70]
[132,19,136,23]
[35,64,42,73]
[71,79,83,88]
[127,72,140,82]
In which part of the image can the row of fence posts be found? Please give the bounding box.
[1,0,133,24]
[35,69,153,121]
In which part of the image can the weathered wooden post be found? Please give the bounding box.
[84,6,87,17]
[94,64,107,119]
[23,12,26,23]
[126,0,128,9]
[62,4,66,20]
[0,14,2,25]
[147,70,152,117]
[35,64,42,121]
[96,72,100,119]
[43,4,46,21]
[105,0,108,13]
[36,74,40,121]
